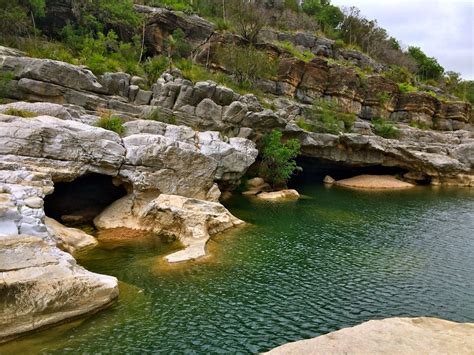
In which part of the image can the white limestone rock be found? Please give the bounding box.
[265,317,474,355]
[94,193,243,263]
[0,235,118,344]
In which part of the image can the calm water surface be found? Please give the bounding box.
[2,185,474,354]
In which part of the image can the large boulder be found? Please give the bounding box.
[0,55,105,94]
[94,193,243,263]
[0,235,118,343]
[265,317,474,354]
[0,181,118,343]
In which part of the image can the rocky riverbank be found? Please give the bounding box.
[0,5,473,342]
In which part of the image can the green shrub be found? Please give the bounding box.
[215,19,230,31]
[377,91,392,105]
[277,41,315,62]
[398,82,418,93]
[409,120,430,130]
[144,56,169,85]
[372,117,400,139]
[4,108,37,117]
[259,130,301,188]
[383,65,413,84]
[175,58,264,97]
[95,110,124,135]
[215,43,279,87]
[166,28,192,59]
[299,100,356,134]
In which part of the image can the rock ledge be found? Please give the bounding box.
[265,317,474,355]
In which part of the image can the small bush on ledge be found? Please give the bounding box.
[95,109,124,135]
[259,130,301,188]
[372,117,400,139]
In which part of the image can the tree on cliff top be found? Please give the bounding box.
[408,46,444,81]
[228,0,271,44]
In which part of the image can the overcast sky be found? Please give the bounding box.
[331,0,474,80]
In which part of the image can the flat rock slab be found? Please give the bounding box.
[265,317,474,355]
[257,189,300,200]
[335,175,414,190]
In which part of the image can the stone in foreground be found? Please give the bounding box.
[0,235,119,343]
[335,174,414,190]
[257,189,300,200]
[265,317,474,355]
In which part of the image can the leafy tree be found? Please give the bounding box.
[228,0,270,44]
[301,0,343,33]
[259,130,301,188]
[408,46,444,81]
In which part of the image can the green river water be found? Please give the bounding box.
[2,184,474,354]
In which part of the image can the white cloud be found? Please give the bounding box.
[331,0,474,79]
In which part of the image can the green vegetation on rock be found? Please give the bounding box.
[95,110,125,135]
[4,108,37,117]
[372,117,400,139]
[298,100,356,135]
[259,130,301,188]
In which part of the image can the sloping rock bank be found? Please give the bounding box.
[265,317,474,354]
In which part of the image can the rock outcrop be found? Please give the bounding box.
[94,193,243,262]
[284,124,474,186]
[0,107,257,340]
[0,235,118,344]
[265,317,474,354]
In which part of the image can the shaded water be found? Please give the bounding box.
[2,185,474,354]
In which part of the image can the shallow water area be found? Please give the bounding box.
[1,184,473,354]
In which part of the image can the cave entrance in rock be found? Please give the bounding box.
[44,174,127,225]
[288,156,411,187]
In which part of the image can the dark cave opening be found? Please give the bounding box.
[288,156,411,187]
[44,174,127,225]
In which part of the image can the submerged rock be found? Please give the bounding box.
[257,189,300,200]
[265,317,474,354]
[323,175,335,185]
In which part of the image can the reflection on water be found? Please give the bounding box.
[2,185,474,354]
